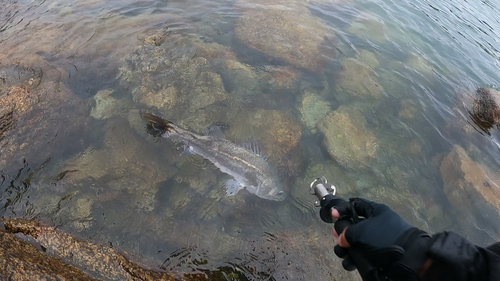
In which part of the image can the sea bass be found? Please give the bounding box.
[141,112,285,201]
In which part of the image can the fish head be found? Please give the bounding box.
[252,176,286,201]
[140,112,172,137]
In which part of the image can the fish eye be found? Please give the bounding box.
[277,191,284,195]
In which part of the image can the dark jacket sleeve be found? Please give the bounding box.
[422,232,500,281]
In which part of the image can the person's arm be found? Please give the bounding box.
[327,198,500,281]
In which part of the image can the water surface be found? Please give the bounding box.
[1,0,500,279]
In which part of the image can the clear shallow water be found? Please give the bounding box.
[1,0,500,280]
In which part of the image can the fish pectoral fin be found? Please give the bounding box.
[224,179,243,196]
[180,144,195,156]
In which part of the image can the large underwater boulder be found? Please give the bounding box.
[234,0,334,72]
[440,145,500,226]
[335,58,384,101]
[318,106,378,170]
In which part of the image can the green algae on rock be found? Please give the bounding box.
[318,106,378,170]
[89,89,130,120]
[299,90,332,133]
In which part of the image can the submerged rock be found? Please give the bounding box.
[335,58,384,101]
[262,65,301,91]
[299,90,332,133]
[355,49,380,69]
[71,195,95,231]
[398,99,419,119]
[347,12,387,43]
[0,64,88,173]
[318,106,378,170]
[120,33,234,119]
[440,145,500,222]
[89,89,130,120]
[235,0,335,72]
[61,117,176,213]
[174,156,217,194]
[222,108,304,190]
[406,52,433,75]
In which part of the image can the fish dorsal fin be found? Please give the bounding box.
[240,138,267,160]
[203,125,226,139]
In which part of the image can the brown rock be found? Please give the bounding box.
[471,87,500,131]
[3,218,207,281]
[226,109,303,188]
[235,0,334,72]
[335,58,384,100]
[0,229,97,280]
[266,66,301,90]
[440,145,500,218]
[0,66,88,172]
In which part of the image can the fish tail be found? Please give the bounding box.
[140,112,176,137]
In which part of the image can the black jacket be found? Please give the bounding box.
[422,232,500,281]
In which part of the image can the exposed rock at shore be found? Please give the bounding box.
[2,218,207,280]
[0,228,97,280]
[318,106,378,170]
[470,87,500,131]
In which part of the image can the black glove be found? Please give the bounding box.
[332,198,432,281]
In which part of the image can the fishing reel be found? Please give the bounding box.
[309,176,351,224]
[309,177,369,273]
[309,176,337,206]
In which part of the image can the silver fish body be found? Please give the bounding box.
[141,113,285,201]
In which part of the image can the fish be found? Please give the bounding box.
[141,112,286,201]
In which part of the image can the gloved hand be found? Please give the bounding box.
[331,198,432,281]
